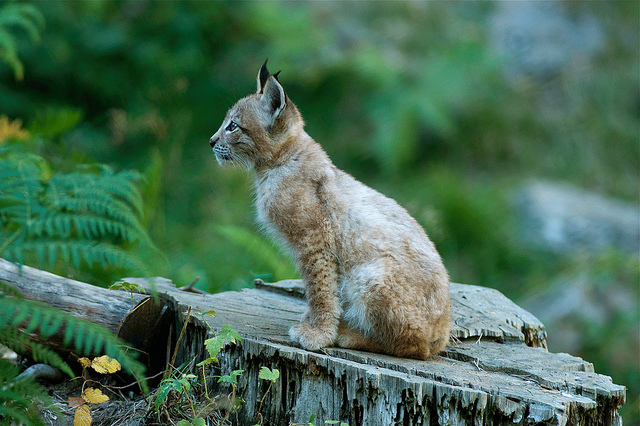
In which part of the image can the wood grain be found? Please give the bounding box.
[0,258,624,425]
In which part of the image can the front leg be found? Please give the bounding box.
[289,235,341,351]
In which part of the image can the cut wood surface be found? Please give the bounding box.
[0,258,625,425]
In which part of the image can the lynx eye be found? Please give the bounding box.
[225,120,239,133]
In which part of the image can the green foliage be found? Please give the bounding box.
[0,2,44,81]
[258,366,279,383]
[0,281,149,393]
[214,225,298,283]
[0,359,58,426]
[0,1,637,421]
[109,280,147,309]
[177,418,206,426]
[0,326,73,377]
[153,324,245,424]
[218,369,244,385]
[198,324,242,366]
[0,143,159,282]
[28,106,83,139]
[254,366,280,426]
[154,373,198,411]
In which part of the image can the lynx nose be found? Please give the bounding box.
[209,136,218,147]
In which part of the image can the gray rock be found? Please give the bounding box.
[489,2,605,81]
[522,272,637,355]
[516,180,639,254]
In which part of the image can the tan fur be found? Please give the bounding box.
[209,62,451,359]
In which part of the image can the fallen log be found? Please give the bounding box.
[0,258,195,378]
[0,258,625,425]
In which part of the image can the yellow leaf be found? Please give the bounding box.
[91,355,121,374]
[82,387,109,404]
[0,115,30,143]
[73,404,92,426]
[67,396,85,409]
[78,357,92,368]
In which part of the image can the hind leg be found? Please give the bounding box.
[335,322,386,353]
[339,259,450,360]
[336,321,433,360]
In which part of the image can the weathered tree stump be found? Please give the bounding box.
[0,258,625,425]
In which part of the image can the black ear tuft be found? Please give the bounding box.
[258,59,270,94]
[259,74,287,129]
[273,70,282,81]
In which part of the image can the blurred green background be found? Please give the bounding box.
[0,1,638,422]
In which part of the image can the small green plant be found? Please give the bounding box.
[151,313,245,425]
[152,311,341,425]
[198,322,244,423]
[154,372,199,412]
[217,368,244,426]
[109,280,147,309]
[200,324,243,365]
[176,418,207,426]
[253,366,280,426]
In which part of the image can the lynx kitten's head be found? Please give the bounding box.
[209,60,303,170]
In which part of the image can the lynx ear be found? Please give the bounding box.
[259,75,286,129]
[257,59,270,94]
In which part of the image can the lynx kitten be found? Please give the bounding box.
[209,61,450,359]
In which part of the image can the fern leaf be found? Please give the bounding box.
[0,3,45,42]
[0,28,23,80]
[9,303,28,327]
[0,294,148,391]
[62,319,74,347]
[74,321,87,354]
[0,328,74,377]
[91,332,105,355]
[0,359,57,426]
[0,280,23,298]
[4,239,150,274]
[1,145,161,279]
[24,307,41,334]
[0,2,44,80]
[82,328,96,357]
[215,225,298,281]
[39,313,63,339]
[26,340,74,378]
[47,169,144,218]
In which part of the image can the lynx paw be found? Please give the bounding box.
[289,321,337,351]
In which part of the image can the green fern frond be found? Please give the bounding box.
[0,147,160,276]
[0,27,24,80]
[0,2,45,80]
[0,359,53,426]
[214,225,297,282]
[3,240,149,273]
[28,212,151,246]
[0,280,22,297]
[0,327,73,377]
[47,168,144,216]
[0,292,148,392]
[0,3,45,41]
